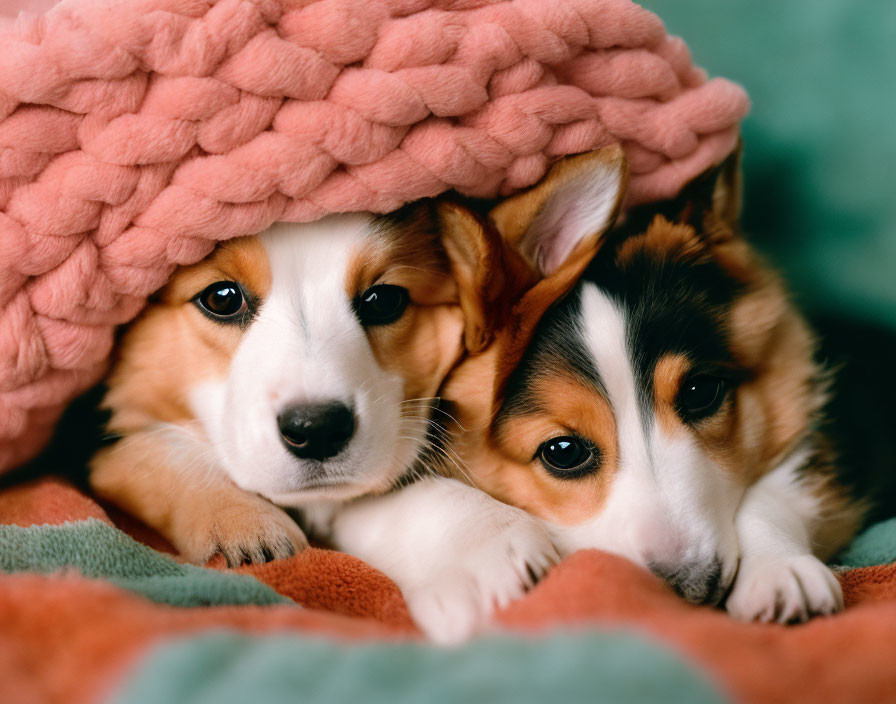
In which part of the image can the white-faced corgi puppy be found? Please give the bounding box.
[438,145,870,624]
[89,201,521,567]
[327,145,630,642]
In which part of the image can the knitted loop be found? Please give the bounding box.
[0,0,749,470]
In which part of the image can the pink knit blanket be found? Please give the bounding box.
[0,0,749,471]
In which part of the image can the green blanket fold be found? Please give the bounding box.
[109,631,727,704]
[0,519,291,608]
[837,517,896,568]
[3,515,895,610]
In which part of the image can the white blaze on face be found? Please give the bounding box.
[545,283,742,581]
[190,215,422,505]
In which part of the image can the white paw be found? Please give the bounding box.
[726,554,843,623]
[403,510,559,645]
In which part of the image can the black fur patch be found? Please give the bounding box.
[0,383,114,492]
[584,237,745,413]
[498,229,745,429]
[499,287,605,421]
[811,314,896,525]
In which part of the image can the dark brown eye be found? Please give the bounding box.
[355,284,409,326]
[677,374,729,422]
[537,436,600,479]
[194,281,249,322]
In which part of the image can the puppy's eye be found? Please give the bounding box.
[677,374,729,422]
[355,284,409,326]
[537,436,600,479]
[194,281,249,322]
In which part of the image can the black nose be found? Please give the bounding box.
[648,557,724,605]
[277,402,356,461]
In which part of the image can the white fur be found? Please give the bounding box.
[726,445,843,622]
[544,283,839,619]
[546,284,742,596]
[329,477,559,644]
[192,215,426,506]
[183,214,559,642]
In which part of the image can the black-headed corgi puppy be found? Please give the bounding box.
[438,146,872,624]
[327,145,631,642]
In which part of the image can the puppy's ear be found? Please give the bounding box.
[488,145,627,336]
[484,146,628,395]
[489,144,628,280]
[711,138,743,226]
[436,201,508,354]
[672,139,743,230]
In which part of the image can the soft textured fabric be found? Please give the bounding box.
[837,517,896,569]
[0,0,749,472]
[0,0,58,14]
[108,631,727,704]
[0,519,290,607]
[2,476,896,704]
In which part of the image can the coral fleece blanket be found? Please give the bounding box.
[0,0,749,471]
[3,475,896,704]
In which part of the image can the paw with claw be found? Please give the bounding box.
[403,508,559,644]
[726,554,843,624]
[173,494,308,567]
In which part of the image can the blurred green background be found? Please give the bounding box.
[640,1,896,329]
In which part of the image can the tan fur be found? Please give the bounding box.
[489,146,627,259]
[349,209,463,405]
[91,431,307,565]
[92,204,501,566]
[611,216,775,489]
[488,374,619,524]
[653,354,691,437]
[439,144,863,558]
[615,217,706,268]
[491,146,630,397]
[669,217,819,487]
[615,209,861,559]
[436,202,509,353]
[92,237,295,564]
[103,237,271,433]
[607,205,823,491]
[436,145,630,522]
[345,201,508,402]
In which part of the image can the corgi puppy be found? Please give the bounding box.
[327,146,630,642]
[89,202,517,566]
[437,145,869,624]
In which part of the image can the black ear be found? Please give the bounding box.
[613,140,743,243]
[676,139,743,227]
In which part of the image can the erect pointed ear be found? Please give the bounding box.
[711,138,743,225]
[482,147,628,394]
[673,138,743,228]
[488,144,628,280]
[436,200,509,354]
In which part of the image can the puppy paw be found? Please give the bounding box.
[174,495,308,567]
[403,510,559,644]
[726,554,843,624]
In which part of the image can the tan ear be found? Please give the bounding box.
[436,201,511,354]
[487,145,628,337]
[489,144,628,279]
